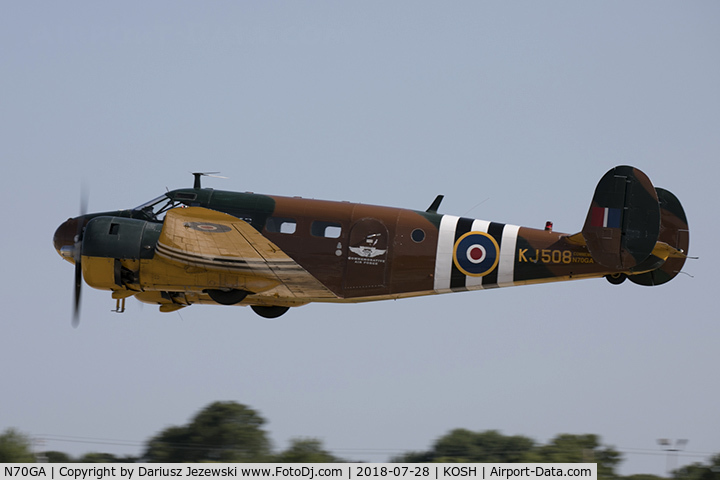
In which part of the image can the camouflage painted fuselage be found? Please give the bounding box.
[152,188,609,303]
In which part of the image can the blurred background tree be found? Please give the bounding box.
[274,438,343,463]
[0,428,35,462]
[393,429,535,463]
[144,401,271,462]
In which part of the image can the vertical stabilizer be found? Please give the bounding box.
[582,166,661,270]
[628,187,690,286]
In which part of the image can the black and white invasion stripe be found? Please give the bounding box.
[433,215,519,293]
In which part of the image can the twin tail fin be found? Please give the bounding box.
[578,166,690,286]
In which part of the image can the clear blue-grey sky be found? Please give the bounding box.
[1,2,718,474]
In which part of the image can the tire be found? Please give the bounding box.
[251,305,290,319]
[206,289,249,305]
[605,273,627,285]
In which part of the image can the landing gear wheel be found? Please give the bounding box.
[251,305,290,319]
[605,273,627,285]
[206,289,250,305]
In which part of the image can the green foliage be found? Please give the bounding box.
[7,400,720,478]
[394,429,621,480]
[434,429,535,463]
[145,426,192,462]
[393,429,535,463]
[78,452,115,463]
[530,434,621,480]
[41,451,73,463]
[0,428,35,463]
[144,401,271,462]
[275,438,342,463]
[673,454,720,480]
[77,452,136,463]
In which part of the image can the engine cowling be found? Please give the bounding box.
[81,216,162,290]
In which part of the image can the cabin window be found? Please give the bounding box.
[311,221,342,238]
[266,217,297,234]
[411,228,425,243]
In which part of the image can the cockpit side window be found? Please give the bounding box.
[133,195,169,211]
[133,195,179,221]
[175,192,197,202]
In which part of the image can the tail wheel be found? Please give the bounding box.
[251,305,290,319]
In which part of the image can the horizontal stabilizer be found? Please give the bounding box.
[581,166,660,270]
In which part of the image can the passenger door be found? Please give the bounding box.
[344,218,389,292]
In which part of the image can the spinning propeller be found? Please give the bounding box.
[50,189,88,327]
[72,191,88,327]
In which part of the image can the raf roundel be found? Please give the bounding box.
[453,231,500,277]
[184,222,232,233]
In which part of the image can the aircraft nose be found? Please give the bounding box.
[53,217,83,260]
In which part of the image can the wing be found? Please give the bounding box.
[155,207,337,300]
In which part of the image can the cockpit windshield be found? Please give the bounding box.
[133,194,181,221]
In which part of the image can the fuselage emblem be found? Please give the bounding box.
[349,246,387,258]
[453,231,500,277]
[348,232,387,264]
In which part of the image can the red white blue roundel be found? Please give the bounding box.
[453,231,500,277]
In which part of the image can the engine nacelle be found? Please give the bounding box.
[81,217,162,290]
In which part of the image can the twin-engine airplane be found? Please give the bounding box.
[54,166,690,325]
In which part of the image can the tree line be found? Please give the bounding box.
[1,401,718,480]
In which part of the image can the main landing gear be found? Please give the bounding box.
[251,305,290,319]
[205,289,250,305]
[605,273,627,285]
[205,289,290,318]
